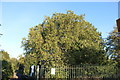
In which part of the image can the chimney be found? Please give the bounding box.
[116,18,120,32]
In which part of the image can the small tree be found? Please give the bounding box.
[10,58,19,73]
[106,27,120,67]
[0,50,13,80]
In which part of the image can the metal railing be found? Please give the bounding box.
[37,65,120,79]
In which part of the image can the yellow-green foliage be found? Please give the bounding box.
[22,10,106,69]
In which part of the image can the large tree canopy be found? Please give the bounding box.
[22,11,106,67]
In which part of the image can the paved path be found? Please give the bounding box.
[9,78,18,80]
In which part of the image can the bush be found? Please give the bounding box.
[2,60,13,80]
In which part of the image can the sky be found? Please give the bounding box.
[1,0,119,2]
[118,1,120,18]
[0,2,119,58]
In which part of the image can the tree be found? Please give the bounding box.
[10,58,19,72]
[2,60,13,80]
[17,55,25,74]
[0,50,13,80]
[106,27,120,66]
[22,10,106,68]
[0,50,10,61]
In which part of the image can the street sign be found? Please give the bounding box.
[51,68,55,75]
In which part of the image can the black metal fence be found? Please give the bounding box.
[36,65,120,79]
